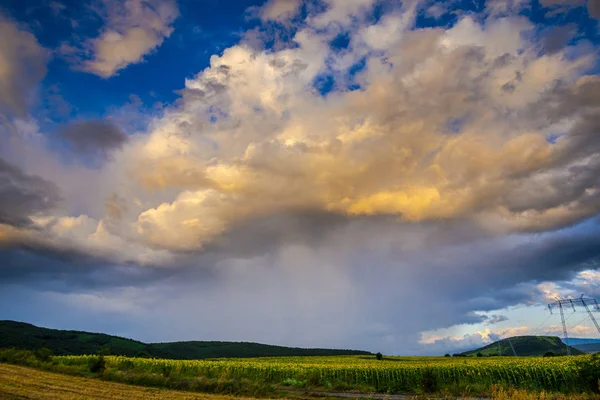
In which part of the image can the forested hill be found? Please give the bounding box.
[0,320,371,359]
[461,336,585,356]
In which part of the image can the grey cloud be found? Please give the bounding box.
[483,314,509,325]
[0,159,61,227]
[539,0,585,15]
[15,219,600,352]
[541,25,575,54]
[0,246,182,295]
[503,157,600,214]
[590,0,600,19]
[58,120,129,163]
[0,17,47,117]
[1,205,600,354]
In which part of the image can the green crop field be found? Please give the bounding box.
[51,353,600,396]
[2,348,600,398]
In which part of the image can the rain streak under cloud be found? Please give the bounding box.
[0,0,600,355]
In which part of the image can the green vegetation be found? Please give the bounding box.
[0,320,370,359]
[3,321,600,398]
[461,336,585,357]
[2,348,600,397]
[3,363,599,400]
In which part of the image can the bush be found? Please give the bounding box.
[0,348,37,365]
[97,348,111,357]
[34,347,53,363]
[135,351,151,358]
[282,378,306,387]
[376,352,383,360]
[543,351,555,357]
[477,352,483,357]
[88,355,106,373]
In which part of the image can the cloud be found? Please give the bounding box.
[483,314,509,325]
[590,0,600,19]
[0,159,61,227]
[62,0,179,78]
[120,12,600,251]
[0,17,47,117]
[486,0,530,16]
[541,25,576,54]
[58,120,129,163]
[259,0,302,22]
[538,0,586,16]
[1,0,600,354]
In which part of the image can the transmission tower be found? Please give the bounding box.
[547,295,600,355]
[579,295,600,334]
[506,337,517,356]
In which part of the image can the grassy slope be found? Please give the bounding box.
[461,336,585,356]
[0,320,370,359]
[0,363,273,400]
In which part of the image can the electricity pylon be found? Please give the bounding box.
[547,295,600,355]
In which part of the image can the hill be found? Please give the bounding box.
[0,320,371,359]
[572,343,600,354]
[460,336,585,356]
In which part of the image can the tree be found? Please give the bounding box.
[34,347,53,362]
[97,347,111,356]
[376,352,383,360]
[477,352,483,357]
[444,353,451,357]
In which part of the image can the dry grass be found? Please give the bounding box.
[490,385,600,400]
[0,363,268,400]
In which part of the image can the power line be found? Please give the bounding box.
[547,295,600,355]
[529,314,553,336]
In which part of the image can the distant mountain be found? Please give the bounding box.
[460,336,585,357]
[560,338,600,354]
[0,320,371,359]
[561,338,600,345]
[572,343,600,354]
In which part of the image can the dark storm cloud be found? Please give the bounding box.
[0,159,61,227]
[0,246,177,292]
[203,211,359,257]
[58,120,129,163]
[1,209,599,353]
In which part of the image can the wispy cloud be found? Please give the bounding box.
[60,0,179,78]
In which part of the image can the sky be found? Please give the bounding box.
[1,0,600,356]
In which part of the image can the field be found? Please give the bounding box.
[0,363,268,400]
[2,349,600,398]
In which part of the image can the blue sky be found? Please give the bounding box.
[0,0,600,355]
